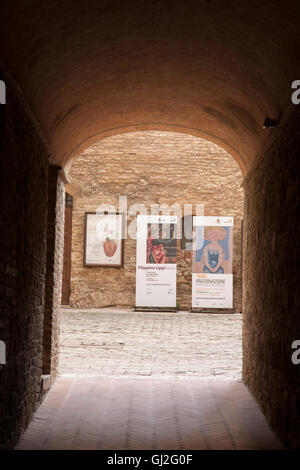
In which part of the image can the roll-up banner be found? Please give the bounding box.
[192,216,233,309]
[135,215,177,308]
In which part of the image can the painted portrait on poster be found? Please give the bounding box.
[193,225,233,274]
[146,223,177,264]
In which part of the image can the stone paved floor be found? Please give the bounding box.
[16,376,283,450]
[59,309,243,379]
[16,311,283,450]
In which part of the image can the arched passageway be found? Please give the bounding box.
[0,0,299,449]
[57,131,244,383]
[65,131,244,311]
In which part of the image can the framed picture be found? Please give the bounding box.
[84,212,125,267]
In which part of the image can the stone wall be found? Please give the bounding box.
[243,107,300,449]
[43,167,65,379]
[67,131,244,311]
[0,65,49,448]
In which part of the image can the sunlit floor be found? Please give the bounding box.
[16,376,283,450]
[15,309,283,450]
[58,309,242,379]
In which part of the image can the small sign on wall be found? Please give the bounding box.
[0,340,6,365]
[0,80,6,104]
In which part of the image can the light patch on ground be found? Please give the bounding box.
[59,309,242,380]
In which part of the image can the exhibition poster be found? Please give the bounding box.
[192,216,233,309]
[135,215,177,308]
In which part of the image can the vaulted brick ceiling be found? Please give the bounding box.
[1,0,299,173]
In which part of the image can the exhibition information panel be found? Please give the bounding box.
[192,216,233,309]
[135,215,177,308]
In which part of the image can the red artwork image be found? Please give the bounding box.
[102,238,118,257]
[146,223,177,264]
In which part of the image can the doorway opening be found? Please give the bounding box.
[59,130,244,380]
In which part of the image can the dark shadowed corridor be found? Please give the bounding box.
[0,0,299,451]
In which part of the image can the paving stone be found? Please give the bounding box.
[59,309,243,379]
[16,376,283,450]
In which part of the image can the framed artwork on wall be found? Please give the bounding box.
[84,212,125,267]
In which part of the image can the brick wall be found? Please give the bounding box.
[243,107,300,449]
[0,66,49,448]
[67,131,244,311]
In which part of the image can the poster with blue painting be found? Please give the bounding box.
[192,216,234,309]
[194,225,232,274]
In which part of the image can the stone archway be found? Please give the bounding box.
[0,0,299,449]
[64,130,244,311]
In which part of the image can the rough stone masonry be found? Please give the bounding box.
[67,131,244,311]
